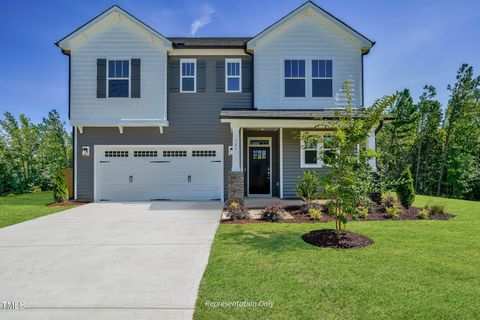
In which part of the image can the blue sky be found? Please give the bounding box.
[0,0,479,123]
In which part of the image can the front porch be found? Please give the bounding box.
[243,197,302,209]
[221,109,379,201]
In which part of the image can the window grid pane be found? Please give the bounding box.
[108,60,129,79]
[284,60,305,78]
[227,62,240,76]
[312,60,332,78]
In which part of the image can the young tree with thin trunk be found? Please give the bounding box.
[303,81,396,231]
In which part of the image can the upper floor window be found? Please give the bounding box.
[284,59,305,97]
[180,59,196,93]
[225,58,242,92]
[108,60,130,98]
[312,60,333,97]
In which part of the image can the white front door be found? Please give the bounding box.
[95,145,223,201]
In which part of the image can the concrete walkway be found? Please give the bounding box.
[0,201,222,320]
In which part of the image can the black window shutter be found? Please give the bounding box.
[131,59,141,98]
[216,60,225,92]
[242,59,252,93]
[97,59,106,98]
[197,60,206,93]
[169,60,180,93]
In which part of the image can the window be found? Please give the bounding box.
[163,150,187,157]
[300,132,335,168]
[192,150,216,157]
[105,150,129,157]
[249,139,270,146]
[180,59,196,93]
[312,60,333,97]
[284,59,305,97]
[134,151,158,157]
[225,58,241,92]
[108,60,130,97]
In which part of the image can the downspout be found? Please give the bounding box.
[243,45,254,110]
[56,44,74,199]
[361,41,375,107]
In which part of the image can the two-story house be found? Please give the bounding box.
[56,1,376,202]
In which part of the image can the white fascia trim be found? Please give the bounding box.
[220,118,324,128]
[74,126,78,200]
[70,119,169,127]
[170,49,248,56]
[279,128,284,199]
[57,6,172,51]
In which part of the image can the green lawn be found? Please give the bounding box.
[194,195,480,320]
[0,191,75,228]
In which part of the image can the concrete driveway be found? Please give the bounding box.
[0,201,221,320]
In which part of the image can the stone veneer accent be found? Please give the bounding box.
[227,171,244,199]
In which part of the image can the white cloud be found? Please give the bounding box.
[190,4,215,36]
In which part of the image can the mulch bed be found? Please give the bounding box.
[284,205,455,223]
[222,204,455,224]
[302,229,374,249]
[47,200,89,207]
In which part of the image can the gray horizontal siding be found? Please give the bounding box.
[282,129,329,198]
[169,56,253,109]
[77,127,231,201]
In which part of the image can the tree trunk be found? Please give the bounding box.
[437,130,451,196]
[414,140,422,191]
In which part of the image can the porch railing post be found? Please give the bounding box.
[231,125,241,172]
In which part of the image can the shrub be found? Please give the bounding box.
[308,208,322,220]
[430,205,445,215]
[368,171,382,205]
[386,204,401,218]
[382,194,396,209]
[261,204,286,222]
[301,201,322,214]
[295,170,322,201]
[323,200,336,216]
[356,206,369,219]
[396,166,415,208]
[418,208,429,219]
[225,198,244,207]
[225,201,249,220]
[52,168,68,203]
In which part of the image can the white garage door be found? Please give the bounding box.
[95,145,223,201]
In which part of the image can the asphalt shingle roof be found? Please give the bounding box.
[168,37,252,48]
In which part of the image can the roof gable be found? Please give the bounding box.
[56,6,172,52]
[247,1,374,53]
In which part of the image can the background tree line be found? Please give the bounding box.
[0,109,72,194]
[378,64,480,200]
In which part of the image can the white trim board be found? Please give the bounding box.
[279,128,283,199]
[74,126,78,200]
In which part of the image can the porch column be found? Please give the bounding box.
[367,127,377,171]
[231,125,241,172]
[228,124,244,200]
